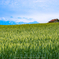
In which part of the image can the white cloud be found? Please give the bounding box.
[1,13,59,23]
[0,17,8,21]
[0,17,5,20]
[2,17,5,20]
[18,13,59,23]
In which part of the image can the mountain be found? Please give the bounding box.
[0,20,39,25]
[0,20,16,25]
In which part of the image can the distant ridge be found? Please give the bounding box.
[0,20,39,25]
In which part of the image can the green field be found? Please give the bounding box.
[0,23,59,59]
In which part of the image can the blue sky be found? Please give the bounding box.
[0,0,59,23]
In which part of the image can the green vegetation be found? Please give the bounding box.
[0,23,59,59]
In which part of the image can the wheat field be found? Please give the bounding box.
[0,23,59,59]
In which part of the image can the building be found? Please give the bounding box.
[48,19,59,23]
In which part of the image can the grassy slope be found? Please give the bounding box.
[0,23,59,59]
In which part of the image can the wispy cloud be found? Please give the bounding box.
[0,17,5,20]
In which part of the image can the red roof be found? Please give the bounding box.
[50,19,58,21]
